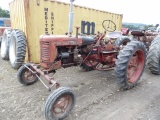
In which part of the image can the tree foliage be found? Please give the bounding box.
[122,24,138,30]
[122,23,154,30]
[0,7,10,18]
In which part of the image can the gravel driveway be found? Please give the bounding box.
[1,55,160,120]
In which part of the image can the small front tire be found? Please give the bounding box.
[45,87,75,120]
[17,64,38,85]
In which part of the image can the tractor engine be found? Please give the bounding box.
[57,46,81,67]
[39,34,95,71]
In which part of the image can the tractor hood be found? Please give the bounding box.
[40,35,82,46]
[40,35,95,46]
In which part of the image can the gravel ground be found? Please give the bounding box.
[1,56,160,120]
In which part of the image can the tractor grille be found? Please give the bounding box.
[41,41,50,62]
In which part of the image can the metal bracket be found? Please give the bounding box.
[23,64,57,91]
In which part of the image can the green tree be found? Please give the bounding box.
[0,7,10,18]
[144,24,153,30]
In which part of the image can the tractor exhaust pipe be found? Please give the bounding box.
[68,0,74,36]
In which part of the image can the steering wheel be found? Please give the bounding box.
[102,20,116,32]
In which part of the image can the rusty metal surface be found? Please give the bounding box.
[40,40,57,69]
[39,35,83,69]
[39,29,119,73]
[29,63,60,89]
[40,35,83,46]
[130,30,160,49]
[121,28,129,35]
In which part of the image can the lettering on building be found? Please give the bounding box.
[44,8,48,34]
[44,8,54,34]
[81,21,95,35]
[51,12,54,34]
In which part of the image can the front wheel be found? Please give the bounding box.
[45,87,75,120]
[115,41,146,89]
[17,63,38,85]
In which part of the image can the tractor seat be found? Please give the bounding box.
[81,36,95,45]
[131,30,144,36]
[106,31,122,39]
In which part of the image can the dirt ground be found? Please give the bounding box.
[1,56,160,120]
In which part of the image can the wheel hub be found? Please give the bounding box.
[52,95,72,116]
[85,59,98,67]
[22,69,37,82]
[127,49,145,83]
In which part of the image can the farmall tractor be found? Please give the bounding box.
[129,30,159,50]
[121,28,160,75]
[17,0,147,120]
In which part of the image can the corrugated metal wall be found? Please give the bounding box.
[10,0,123,63]
[10,0,26,32]
[10,0,29,61]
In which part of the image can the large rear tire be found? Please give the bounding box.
[114,37,131,47]
[115,41,146,89]
[1,29,11,60]
[45,87,75,120]
[146,36,160,74]
[9,29,26,69]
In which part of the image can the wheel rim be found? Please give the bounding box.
[9,36,16,64]
[85,60,98,67]
[84,58,98,67]
[1,34,7,57]
[22,68,37,82]
[52,94,72,117]
[127,49,145,83]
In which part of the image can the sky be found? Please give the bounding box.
[0,0,159,25]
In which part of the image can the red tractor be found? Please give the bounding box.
[17,0,147,120]
[17,22,146,119]
[0,27,10,44]
[121,27,160,51]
